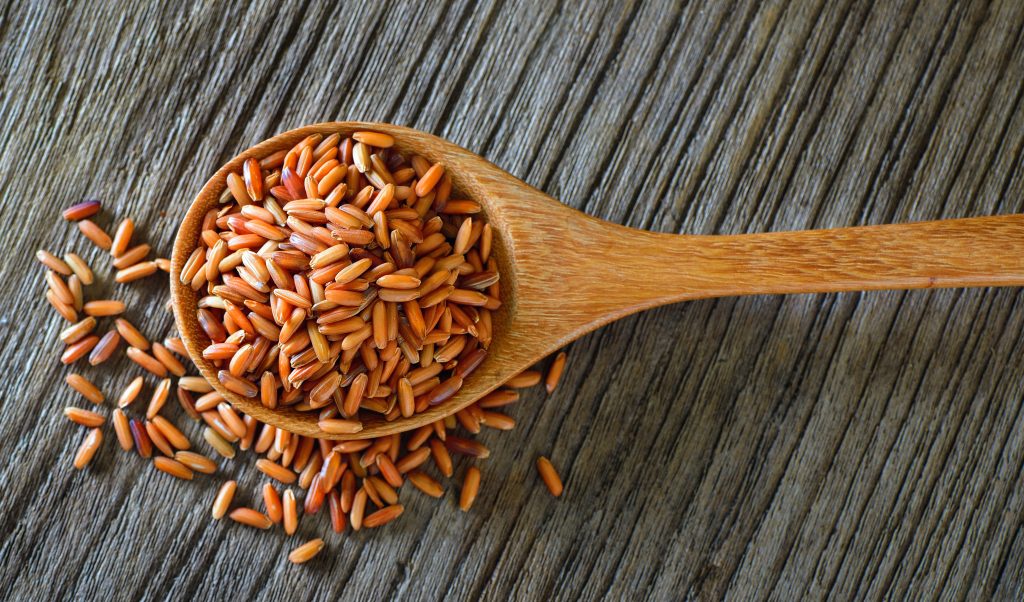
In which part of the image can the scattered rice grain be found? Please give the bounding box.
[459,466,481,511]
[154,456,194,480]
[288,539,324,564]
[63,407,105,427]
[73,428,103,469]
[212,480,236,519]
[65,373,104,404]
[78,220,112,250]
[63,200,101,221]
[536,456,563,497]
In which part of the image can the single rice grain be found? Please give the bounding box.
[536,456,563,497]
[203,426,237,459]
[111,218,134,257]
[153,456,194,480]
[212,480,236,519]
[130,419,153,458]
[115,261,158,283]
[63,200,100,221]
[83,300,125,317]
[504,370,542,388]
[255,458,297,484]
[60,316,96,345]
[363,504,404,528]
[288,539,325,564]
[283,489,298,535]
[114,318,149,349]
[152,342,186,376]
[64,253,94,284]
[117,376,144,408]
[545,352,567,394]
[88,330,121,366]
[146,420,175,457]
[175,450,216,474]
[112,409,133,450]
[73,428,103,469]
[127,347,168,377]
[146,378,171,419]
[407,470,443,498]
[263,483,283,523]
[152,415,190,449]
[113,243,151,269]
[47,290,78,322]
[37,250,71,275]
[65,373,104,404]
[229,507,272,529]
[63,407,105,427]
[459,466,481,511]
[78,220,112,250]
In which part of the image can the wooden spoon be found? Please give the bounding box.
[171,121,1024,439]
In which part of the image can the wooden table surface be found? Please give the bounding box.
[3,0,1024,599]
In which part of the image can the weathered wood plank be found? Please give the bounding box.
[1,0,1023,600]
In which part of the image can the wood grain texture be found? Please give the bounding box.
[2,0,1024,600]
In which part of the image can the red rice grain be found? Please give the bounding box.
[178,376,213,393]
[459,466,481,511]
[256,458,297,484]
[83,300,125,317]
[115,261,158,283]
[318,418,363,435]
[65,373,104,404]
[288,539,325,564]
[152,415,190,450]
[283,489,298,535]
[63,407,105,427]
[63,253,95,284]
[545,352,567,394]
[88,330,121,365]
[263,483,283,523]
[78,220,112,250]
[47,290,78,322]
[429,438,454,477]
[130,419,153,458]
[63,200,101,221]
[37,250,71,275]
[154,456,194,480]
[117,376,144,408]
[204,427,236,459]
[127,347,167,377]
[230,507,273,529]
[212,480,236,519]
[152,342,186,376]
[46,271,74,306]
[536,456,563,497]
[504,370,542,388]
[175,450,216,474]
[363,504,405,528]
[113,409,133,450]
[111,218,134,257]
[146,378,171,419]
[115,318,149,349]
[73,428,103,469]
[328,490,345,533]
[407,471,444,498]
[146,420,175,457]
[113,244,151,269]
[60,316,97,345]
[350,489,367,531]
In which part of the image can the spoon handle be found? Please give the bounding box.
[568,214,1024,319]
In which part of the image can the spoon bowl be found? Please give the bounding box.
[172,121,1024,439]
